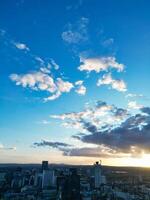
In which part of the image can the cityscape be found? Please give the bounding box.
[0,0,150,199]
[0,161,150,200]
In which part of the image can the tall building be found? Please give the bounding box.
[94,161,102,188]
[34,173,42,188]
[42,170,56,189]
[60,168,80,200]
[42,161,49,171]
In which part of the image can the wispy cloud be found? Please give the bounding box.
[0,143,16,151]
[62,17,89,44]
[126,93,144,98]
[33,140,72,149]
[101,38,114,47]
[44,91,61,101]
[14,42,30,51]
[36,120,51,125]
[125,93,150,101]
[50,59,59,70]
[128,101,143,110]
[75,80,86,95]
[35,56,59,71]
[66,0,83,11]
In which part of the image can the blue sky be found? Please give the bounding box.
[0,0,150,166]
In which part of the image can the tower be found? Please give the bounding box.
[42,161,49,171]
[42,170,56,188]
[94,161,102,188]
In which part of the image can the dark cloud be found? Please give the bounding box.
[33,140,72,150]
[63,147,123,158]
[71,133,86,140]
[96,100,107,108]
[36,104,150,158]
[77,110,150,155]
[141,107,150,115]
[51,100,129,133]
[113,107,129,118]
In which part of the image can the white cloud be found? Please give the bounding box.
[75,85,86,95]
[10,71,75,101]
[62,121,83,130]
[40,67,51,74]
[56,78,74,93]
[14,42,30,51]
[0,144,3,149]
[75,80,86,95]
[44,92,61,101]
[62,17,89,44]
[102,38,114,47]
[10,71,57,92]
[126,93,144,98]
[35,56,59,71]
[0,143,16,151]
[51,102,113,122]
[78,56,124,73]
[62,31,84,44]
[126,93,150,101]
[97,73,127,92]
[128,101,143,110]
[50,59,59,70]
[48,103,150,158]
[50,101,129,132]
[75,80,83,85]
[37,120,51,125]
[35,56,45,66]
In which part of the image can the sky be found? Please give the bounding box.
[0,0,150,167]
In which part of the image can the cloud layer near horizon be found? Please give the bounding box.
[33,101,150,158]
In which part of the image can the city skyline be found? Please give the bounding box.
[0,0,150,167]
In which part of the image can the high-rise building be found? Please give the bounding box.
[42,170,56,189]
[34,173,42,188]
[60,168,80,200]
[42,161,49,171]
[94,161,102,188]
